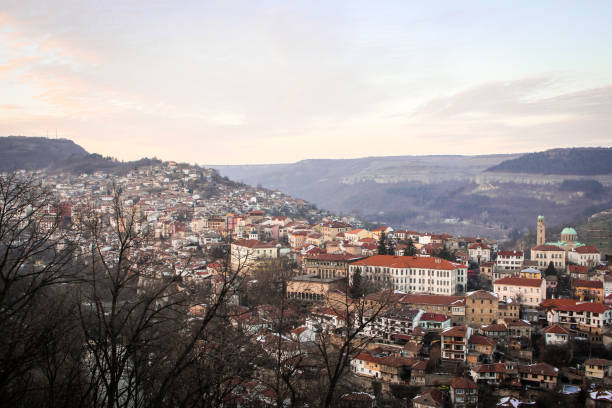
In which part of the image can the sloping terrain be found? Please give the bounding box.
[213,149,612,239]
[0,136,88,171]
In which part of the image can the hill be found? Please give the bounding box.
[0,136,88,171]
[212,150,612,240]
[486,147,612,175]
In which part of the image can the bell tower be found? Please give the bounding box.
[537,215,546,246]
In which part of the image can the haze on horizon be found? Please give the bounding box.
[1,1,611,165]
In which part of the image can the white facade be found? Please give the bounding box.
[349,255,467,295]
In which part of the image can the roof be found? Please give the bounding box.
[584,358,612,367]
[573,279,603,289]
[568,265,588,274]
[466,290,498,300]
[305,253,362,262]
[350,255,466,270]
[552,302,610,314]
[494,276,544,287]
[469,335,497,347]
[498,250,524,257]
[450,377,477,389]
[412,389,446,407]
[399,294,464,307]
[518,362,558,377]
[481,324,507,332]
[420,313,451,322]
[544,325,570,335]
[476,363,506,373]
[441,326,468,337]
[531,244,564,252]
[575,245,600,254]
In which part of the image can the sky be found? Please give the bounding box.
[1,1,611,165]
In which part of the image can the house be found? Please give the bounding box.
[468,242,490,264]
[505,319,533,338]
[467,335,496,365]
[530,244,566,271]
[568,245,601,268]
[496,250,524,271]
[350,351,414,384]
[441,326,472,362]
[230,239,281,271]
[418,313,452,331]
[568,265,589,280]
[449,377,478,408]
[480,323,507,339]
[519,267,541,280]
[518,363,558,390]
[413,389,447,408]
[573,279,604,303]
[544,325,570,345]
[409,360,428,386]
[338,392,376,408]
[546,301,612,334]
[493,277,546,307]
[584,358,612,380]
[465,290,499,326]
[471,363,506,385]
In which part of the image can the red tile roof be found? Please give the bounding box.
[544,325,570,335]
[450,377,477,389]
[575,246,600,254]
[568,265,588,274]
[573,279,603,289]
[494,277,544,287]
[351,255,466,270]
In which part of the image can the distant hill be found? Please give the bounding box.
[0,136,88,171]
[212,149,612,240]
[486,147,612,175]
[0,136,166,175]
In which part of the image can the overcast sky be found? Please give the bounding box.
[1,1,611,164]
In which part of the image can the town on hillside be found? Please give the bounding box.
[2,163,612,408]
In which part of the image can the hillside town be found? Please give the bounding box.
[2,161,612,408]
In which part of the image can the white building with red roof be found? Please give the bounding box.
[349,255,468,295]
[544,325,570,345]
[546,301,612,334]
[567,245,601,268]
[493,276,546,307]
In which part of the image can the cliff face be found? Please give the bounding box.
[0,136,89,171]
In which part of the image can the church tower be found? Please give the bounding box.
[537,215,546,246]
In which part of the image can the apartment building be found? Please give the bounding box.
[349,255,468,295]
[496,250,524,271]
[441,326,472,362]
[493,277,546,307]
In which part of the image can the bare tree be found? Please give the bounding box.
[0,173,77,406]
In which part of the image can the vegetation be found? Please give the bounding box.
[486,147,612,175]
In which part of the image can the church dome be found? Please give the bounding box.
[561,227,577,236]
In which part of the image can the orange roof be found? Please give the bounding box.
[568,265,588,274]
[450,377,477,389]
[573,279,603,289]
[494,276,543,287]
[351,255,465,270]
[441,326,468,337]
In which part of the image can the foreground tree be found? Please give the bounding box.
[0,173,77,406]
